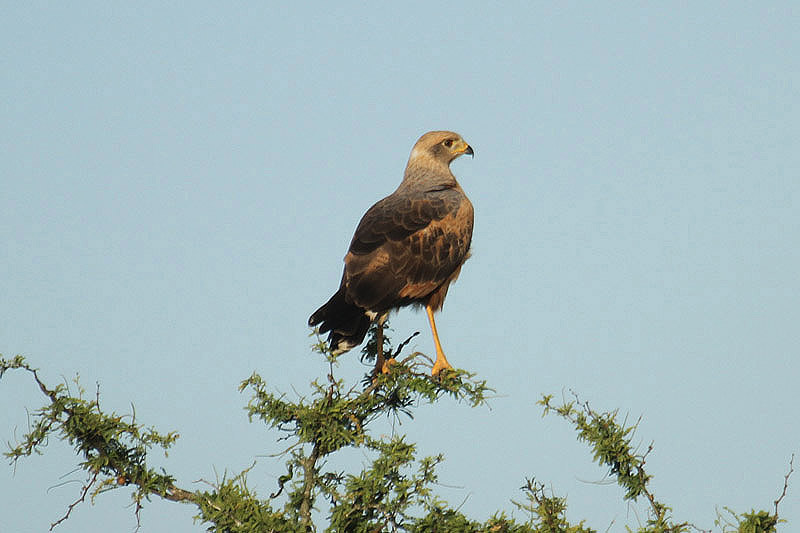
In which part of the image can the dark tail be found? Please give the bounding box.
[308,287,372,354]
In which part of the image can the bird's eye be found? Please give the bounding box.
[443,139,454,147]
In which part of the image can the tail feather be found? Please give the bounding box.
[309,288,372,354]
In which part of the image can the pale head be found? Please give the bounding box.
[406,131,474,171]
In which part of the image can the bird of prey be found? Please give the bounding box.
[309,130,474,376]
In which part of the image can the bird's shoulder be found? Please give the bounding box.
[348,186,464,255]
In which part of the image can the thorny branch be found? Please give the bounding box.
[4,341,794,532]
[2,357,199,527]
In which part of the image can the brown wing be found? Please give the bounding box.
[342,187,473,312]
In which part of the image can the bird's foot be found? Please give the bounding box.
[373,356,397,378]
[431,357,453,377]
[381,357,397,374]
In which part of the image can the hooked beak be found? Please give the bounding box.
[455,140,474,157]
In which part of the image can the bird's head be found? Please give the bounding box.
[408,131,474,168]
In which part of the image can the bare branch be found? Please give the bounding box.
[774,453,794,517]
[50,470,99,530]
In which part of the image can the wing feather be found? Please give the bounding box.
[342,188,473,312]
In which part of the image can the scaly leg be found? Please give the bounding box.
[373,313,395,375]
[426,304,452,376]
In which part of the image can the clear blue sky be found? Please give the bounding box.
[2,3,798,531]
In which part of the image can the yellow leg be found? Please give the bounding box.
[426,304,452,376]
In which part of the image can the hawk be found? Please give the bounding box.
[309,131,474,376]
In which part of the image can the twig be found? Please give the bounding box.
[393,332,420,359]
[299,382,333,530]
[774,453,794,516]
[270,464,293,499]
[163,484,200,503]
[50,470,99,530]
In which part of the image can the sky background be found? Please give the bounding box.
[2,2,799,532]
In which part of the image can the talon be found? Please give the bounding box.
[371,356,397,384]
[381,357,397,374]
[431,357,453,377]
